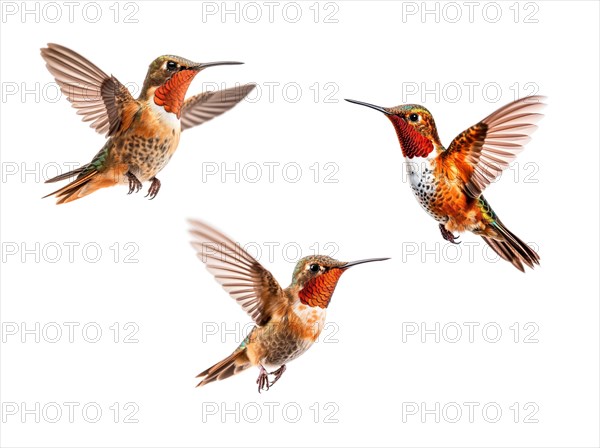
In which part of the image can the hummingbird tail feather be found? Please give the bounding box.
[43,167,117,204]
[45,166,88,183]
[482,222,540,272]
[196,349,251,387]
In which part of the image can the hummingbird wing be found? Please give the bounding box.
[41,43,135,137]
[189,219,284,327]
[180,84,255,131]
[443,95,546,198]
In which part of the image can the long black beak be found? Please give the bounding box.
[342,257,390,269]
[345,99,391,115]
[193,61,244,70]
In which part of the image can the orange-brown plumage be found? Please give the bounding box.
[41,43,255,203]
[298,268,344,308]
[188,219,388,391]
[154,70,199,117]
[346,96,545,271]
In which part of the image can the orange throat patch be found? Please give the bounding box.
[298,269,344,308]
[153,70,198,118]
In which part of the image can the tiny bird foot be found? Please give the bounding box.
[268,365,287,388]
[256,365,270,393]
[145,177,161,200]
[126,171,143,195]
[439,224,461,244]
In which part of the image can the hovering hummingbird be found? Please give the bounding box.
[41,43,255,204]
[189,220,389,392]
[346,96,545,272]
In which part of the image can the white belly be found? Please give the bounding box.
[405,157,446,222]
[291,301,327,336]
[149,99,181,132]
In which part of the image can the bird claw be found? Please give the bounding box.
[256,365,270,393]
[439,224,461,244]
[256,365,287,393]
[126,171,142,195]
[269,365,287,388]
[145,177,161,200]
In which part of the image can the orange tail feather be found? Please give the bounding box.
[482,221,540,272]
[196,349,251,387]
[44,168,120,204]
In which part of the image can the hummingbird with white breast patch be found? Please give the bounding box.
[189,219,389,392]
[41,43,254,203]
[346,95,545,272]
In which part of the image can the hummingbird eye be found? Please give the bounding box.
[309,263,320,273]
[166,61,178,71]
[409,113,419,122]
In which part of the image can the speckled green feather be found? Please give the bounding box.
[90,145,109,170]
[478,196,498,223]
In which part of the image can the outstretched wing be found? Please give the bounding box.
[442,95,546,198]
[180,84,255,131]
[41,43,136,137]
[189,219,284,326]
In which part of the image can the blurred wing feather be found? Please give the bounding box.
[41,43,135,136]
[189,219,283,326]
[444,95,546,197]
[180,84,255,131]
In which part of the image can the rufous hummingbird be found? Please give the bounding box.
[41,43,255,204]
[189,219,389,392]
[346,96,545,272]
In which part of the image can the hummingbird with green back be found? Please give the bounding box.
[41,43,255,203]
[346,95,545,272]
[189,219,389,392]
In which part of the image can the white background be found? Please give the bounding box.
[1,1,598,447]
